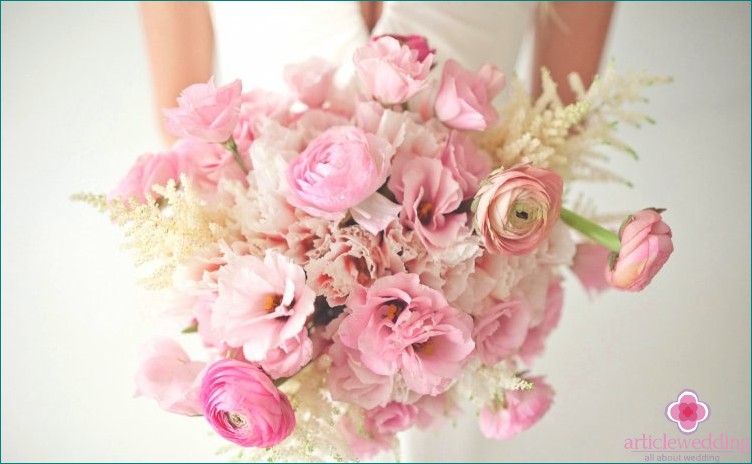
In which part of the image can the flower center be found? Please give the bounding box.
[413,338,434,356]
[226,412,248,429]
[417,201,434,225]
[263,294,283,313]
[508,201,543,232]
[383,300,407,321]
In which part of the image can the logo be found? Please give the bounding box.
[666,389,710,434]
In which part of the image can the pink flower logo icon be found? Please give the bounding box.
[666,390,709,434]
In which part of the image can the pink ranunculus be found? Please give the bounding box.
[434,59,505,131]
[440,131,493,199]
[326,341,393,410]
[391,157,469,252]
[571,243,612,295]
[353,36,434,105]
[373,34,435,63]
[233,89,293,156]
[163,78,242,143]
[134,338,206,416]
[200,358,295,447]
[479,376,554,441]
[259,328,313,379]
[518,279,563,366]
[283,57,336,108]
[473,164,563,256]
[109,151,181,204]
[287,126,394,219]
[607,209,674,291]
[211,250,315,361]
[338,273,475,396]
[473,297,532,366]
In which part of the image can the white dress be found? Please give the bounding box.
[210,2,537,461]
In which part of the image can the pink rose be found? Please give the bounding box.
[373,34,435,63]
[134,338,206,416]
[473,297,532,366]
[606,209,674,291]
[353,36,433,105]
[259,329,313,379]
[283,57,336,108]
[435,59,505,131]
[200,359,295,447]
[164,78,242,143]
[287,126,393,220]
[518,279,563,366]
[390,157,469,252]
[109,151,180,204]
[473,164,563,256]
[338,273,474,396]
[440,131,493,199]
[479,376,554,440]
[211,251,315,361]
[327,341,393,409]
[571,243,612,295]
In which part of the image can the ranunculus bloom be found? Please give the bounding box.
[283,57,336,108]
[134,338,205,416]
[518,279,563,366]
[200,359,295,447]
[287,126,393,219]
[372,34,435,63]
[479,376,554,440]
[606,208,674,291]
[211,250,315,361]
[338,273,474,396]
[473,164,563,256]
[434,59,505,131]
[391,157,468,252]
[109,151,180,204]
[571,243,611,295]
[353,35,433,105]
[473,297,532,366]
[164,78,242,143]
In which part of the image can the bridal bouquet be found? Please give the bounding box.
[77,35,673,461]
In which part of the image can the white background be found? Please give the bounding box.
[2,2,750,462]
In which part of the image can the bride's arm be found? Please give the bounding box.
[140,2,214,144]
[532,2,615,105]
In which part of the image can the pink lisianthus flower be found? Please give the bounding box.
[211,250,315,362]
[518,279,564,366]
[283,57,336,108]
[173,138,248,195]
[479,376,554,440]
[164,78,242,143]
[134,338,206,416]
[353,35,434,105]
[607,208,674,291]
[109,150,180,204]
[473,164,563,256]
[390,157,469,252]
[259,328,312,379]
[473,297,532,366]
[440,130,493,199]
[372,34,436,63]
[233,89,293,156]
[287,126,394,220]
[571,243,612,295]
[200,359,295,447]
[337,273,475,396]
[434,59,505,131]
[326,341,393,410]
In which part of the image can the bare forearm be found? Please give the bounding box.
[532,2,615,105]
[140,2,214,144]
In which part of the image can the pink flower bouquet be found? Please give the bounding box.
[78,34,674,461]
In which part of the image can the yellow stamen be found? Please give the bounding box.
[417,201,434,224]
[263,294,283,313]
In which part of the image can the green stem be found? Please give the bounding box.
[560,207,620,253]
[223,137,249,175]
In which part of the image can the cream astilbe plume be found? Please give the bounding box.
[478,64,671,185]
[72,176,236,289]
